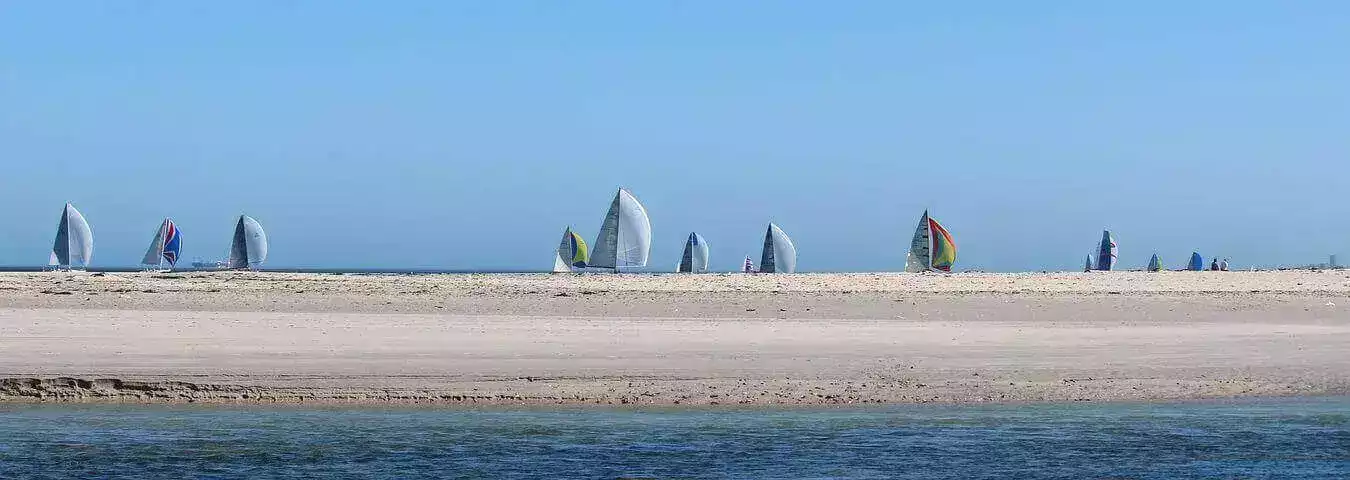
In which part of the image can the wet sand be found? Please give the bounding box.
[1,271,1348,405]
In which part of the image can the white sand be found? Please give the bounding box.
[0,271,1347,404]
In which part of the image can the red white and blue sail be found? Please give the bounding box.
[142,218,182,268]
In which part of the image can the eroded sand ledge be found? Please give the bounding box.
[0,271,1347,405]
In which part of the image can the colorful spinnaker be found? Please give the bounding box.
[227,215,268,270]
[1147,253,1163,272]
[743,256,756,273]
[905,211,957,272]
[1095,230,1118,271]
[759,223,797,273]
[50,203,94,270]
[677,232,710,273]
[141,218,182,270]
[553,227,589,273]
[589,188,651,271]
[1188,252,1204,271]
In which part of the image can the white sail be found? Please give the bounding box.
[141,221,168,266]
[51,203,93,268]
[228,215,268,269]
[589,188,651,269]
[759,223,797,273]
[677,232,710,273]
[552,253,570,273]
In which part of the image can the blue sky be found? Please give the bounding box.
[1,1,1346,271]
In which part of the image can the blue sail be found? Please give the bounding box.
[1188,252,1204,271]
[1095,230,1117,271]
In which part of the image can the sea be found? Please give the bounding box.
[0,398,1346,479]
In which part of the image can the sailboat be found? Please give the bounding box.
[1095,230,1118,271]
[227,215,268,270]
[676,232,710,273]
[1084,254,1095,272]
[1188,252,1204,271]
[140,218,183,271]
[553,227,589,273]
[1147,253,1163,272]
[742,256,756,273]
[589,188,652,272]
[49,203,93,270]
[759,223,797,273]
[904,211,957,272]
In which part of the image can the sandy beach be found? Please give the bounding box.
[1,270,1347,405]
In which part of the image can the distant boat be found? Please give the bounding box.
[1084,254,1095,272]
[676,232,710,273]
[589,188,651,271]
[227,215,268,270]
[553,227,589,273]
[140,218,182,271]
[1188,252,1204,271]
[1096,230,1118,271]
[742,256,756,273]
[905,210,957,272]
[1147,253,1163,272]
[190,258,228,270]
[759,223,797,273]
[49,203,93,270]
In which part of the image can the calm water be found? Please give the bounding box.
[1,398,1347,479]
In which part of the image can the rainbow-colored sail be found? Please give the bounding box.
[928,217,956,272]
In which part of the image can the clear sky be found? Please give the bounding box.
[2,1,1346,271]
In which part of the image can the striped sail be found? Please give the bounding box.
[553,227,588,273]
[50,203,93,269]
[1147,253,1163,272]
[228,215,268,270]
[1188,252,1204,271]
[759,223,796,273]
[743,256,755,273]
[677,232,710,273]
[1095,230,1117,271]
[589,188,651,270]
[905,211,931,272]
[141,218,182,268]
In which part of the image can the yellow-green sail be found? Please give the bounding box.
[568,230,589,267]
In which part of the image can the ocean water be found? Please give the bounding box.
[0,398,1347,479]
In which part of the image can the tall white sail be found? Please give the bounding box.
[228,215,268,269]
[50,203,93,269]
[759,223,796,273]
[589,188,651,270]
[677,232,710,273]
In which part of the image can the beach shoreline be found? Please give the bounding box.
[1,271,1348,406]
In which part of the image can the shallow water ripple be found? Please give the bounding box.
[0,398,1347,479]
